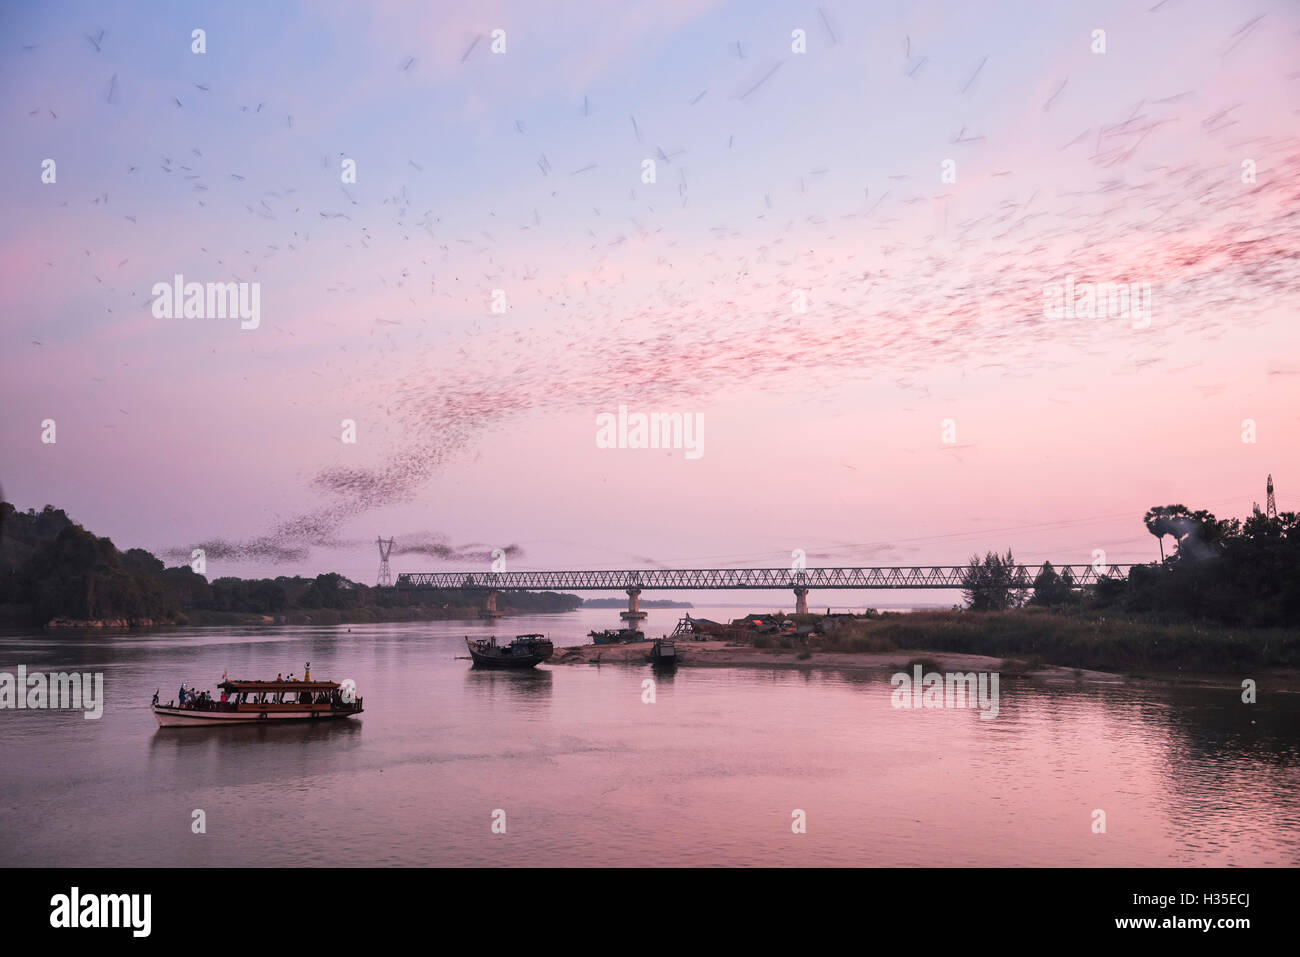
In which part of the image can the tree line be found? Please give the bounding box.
[0,504,579,626]
[963,502,1299,627]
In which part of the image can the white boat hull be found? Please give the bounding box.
[152,705,361,727]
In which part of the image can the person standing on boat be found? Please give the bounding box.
[178,683,186,705]
[304,662,310,681]
[152,689,159,706]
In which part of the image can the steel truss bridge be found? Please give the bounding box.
[396,565,1130,591]
[395,565,1133,615]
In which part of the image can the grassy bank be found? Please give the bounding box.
[799,609,1300,675]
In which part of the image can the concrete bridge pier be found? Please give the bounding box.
[620,587,648,622]
[793,587,810,616]
[481,589,503,619]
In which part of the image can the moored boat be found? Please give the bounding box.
[648,639,678,669]
[467,634,554,669]
[152,678,362,727]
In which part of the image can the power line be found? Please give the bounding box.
[643,494,1257,567]
[376,536,394,587]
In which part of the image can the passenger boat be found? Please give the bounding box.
[648,639,678,669]
[466,634,554,669]
[152,678,362,727]
[588,627,644,645]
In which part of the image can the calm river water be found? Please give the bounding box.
[1,608,1297,866]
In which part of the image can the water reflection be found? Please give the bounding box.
[648,668,676,688]
[147,718,364,751]
[1,613,1298,866]
[464,667,554,700]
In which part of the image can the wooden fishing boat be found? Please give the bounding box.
[466,634,554,669]
[152,678,362,727]
[588,627,644,645]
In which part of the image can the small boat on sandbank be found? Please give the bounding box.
[648,639,678,669]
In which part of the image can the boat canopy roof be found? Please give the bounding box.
[218,680,341,692]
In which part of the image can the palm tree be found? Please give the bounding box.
[1143,504,1191,561]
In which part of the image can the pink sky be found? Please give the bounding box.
[2,0,1298,592]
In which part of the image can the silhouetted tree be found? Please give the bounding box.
[1143,504,1191,561]
[300,573,360,609]
[962,549,1028,611]
[1030,561,1075,606]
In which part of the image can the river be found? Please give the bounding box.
[1,607,1297,866]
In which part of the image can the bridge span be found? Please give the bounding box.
[395,564,1134,618]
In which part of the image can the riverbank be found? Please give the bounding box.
[550,639,1300,692]
[554,639,1117,680]
[37,606,532,629]
[821,608,1300,675]
[185,606,528,627]
[550,609,1300,690]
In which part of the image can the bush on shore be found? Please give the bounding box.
[822,609,1299,673]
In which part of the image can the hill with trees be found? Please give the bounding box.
[0,503,581,628]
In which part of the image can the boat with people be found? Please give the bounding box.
[152,667,362,727]
[588,627,645,645]
[466,634,554,669]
